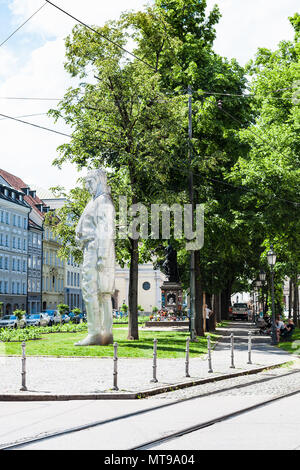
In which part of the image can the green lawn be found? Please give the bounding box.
[278,328,300,356]
[1,328,217,359]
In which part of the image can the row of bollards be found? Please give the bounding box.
[19,332,253,392]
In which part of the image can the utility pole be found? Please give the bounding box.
[188,84,196,341]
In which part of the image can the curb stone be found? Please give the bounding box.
[0,361,292,401]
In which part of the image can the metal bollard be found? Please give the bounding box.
[230,333,235,369]
[150,338,158,383]
[20,341,27,391]
[185,338,190,378]
[247,331,252,364]
[207,334,213,373]
[113,342,119,391]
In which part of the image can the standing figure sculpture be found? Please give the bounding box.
[75,169,115,346]
[162,245,180,283]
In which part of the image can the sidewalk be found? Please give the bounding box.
[0,322,294,400]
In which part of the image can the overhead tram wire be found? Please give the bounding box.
[0,112,48,121]
[44,0,156,71]
[0,2,47,49]
[0,97,60,101]
[0,112,71,138]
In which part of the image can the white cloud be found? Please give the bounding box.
[206,0,298,64]
[0,0,298,192]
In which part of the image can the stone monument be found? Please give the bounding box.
[161,245,183,313]
[75,169,115,346]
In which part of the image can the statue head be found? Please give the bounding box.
[84,169,109,198]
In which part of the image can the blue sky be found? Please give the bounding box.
[0,0,299,190]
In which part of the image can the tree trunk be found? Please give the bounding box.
[288,278,293,319]
[214,292,222,324]
[221,280,233,320]
[194,250,204,336]
[128,237,139,340]
[292,273,299,327]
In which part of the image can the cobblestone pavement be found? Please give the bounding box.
[147,359,300,400]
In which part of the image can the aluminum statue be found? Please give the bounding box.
[75,169,115,346]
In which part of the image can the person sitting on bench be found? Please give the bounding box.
[280,318,295,340]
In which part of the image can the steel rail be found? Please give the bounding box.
[132,388,300,450]
[1,369,299,450]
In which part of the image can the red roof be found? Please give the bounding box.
[0,168,46,219]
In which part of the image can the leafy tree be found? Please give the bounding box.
[57,304,70,316]
[230,13,300,323]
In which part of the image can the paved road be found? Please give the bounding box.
[1,363,299,450]
[150,393,300,450]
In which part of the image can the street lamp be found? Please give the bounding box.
[267,245,277,345]
[259,270,266,282]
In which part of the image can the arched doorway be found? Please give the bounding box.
[42,301,47,311]
[6,304,11,314]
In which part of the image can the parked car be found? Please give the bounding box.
[61,314,70,324]
[43,310,61,326]
[70,312,86,324]
[26,313,50,327]
[44,310,70,325]
[0,315,26,329]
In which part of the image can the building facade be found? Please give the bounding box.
[65,254,83,311]
[0,170,47,314]
[0,182,30,314]
[42,227,65,310]
[34,188,83,312]
[114,263,166,313]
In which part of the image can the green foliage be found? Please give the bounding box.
[120,304,128,313]
[57,304,70,315]
[0,328,41,342]
[71,308,81,315]
[13,310,26,321]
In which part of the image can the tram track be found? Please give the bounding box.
[1,369,300,450]
[132,388,300,450]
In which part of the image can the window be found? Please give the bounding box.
[12,282,15,294]
[23,283,26,295]
[12,259,16,271]
[13,215,16,226]
[23,239,26,251]
[18,216,21,227]
[17,238,21,250]
[0,281,2,293]
[13,237,16,249]
[0,211,4,223]
[0,234,3,246]
[17,282,20,294]
[24,218,27,229]
[6,212,9,224]
[4,281,8,293]
[17,259,20,272]
[67,271,70,285]
[4,258,8,270]
[0,257,2,269]
[23,260,26,272]
[5,235,9,247]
